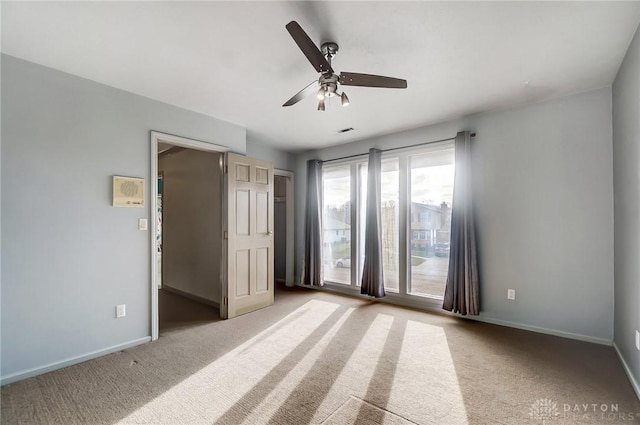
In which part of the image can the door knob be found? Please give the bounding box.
[267,231,273,236]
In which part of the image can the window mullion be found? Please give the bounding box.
[350,162,359,287]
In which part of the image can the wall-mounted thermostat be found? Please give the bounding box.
[113,176,144,207]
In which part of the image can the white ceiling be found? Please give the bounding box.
[2,1,640,152]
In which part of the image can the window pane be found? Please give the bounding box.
[409,149,454,298]
[323,165,351,285]
[359,159,400,291]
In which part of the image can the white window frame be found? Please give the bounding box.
[319,140,454,308]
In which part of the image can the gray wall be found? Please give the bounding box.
[613,24,640,391]
[295,87,614,342]
[159,149,222,304]
[1,55,246,382]
[246,136,295,172]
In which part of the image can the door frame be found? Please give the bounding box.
[274,169,295,286]
[150,131,229,341]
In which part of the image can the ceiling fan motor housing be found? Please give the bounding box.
[319,74,339,96]
[320,42,339,62]
[319,42,340,96]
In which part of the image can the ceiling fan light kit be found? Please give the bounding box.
[341,92,350,107]
[283,21,407,111]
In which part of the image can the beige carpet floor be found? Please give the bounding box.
[1,286,639,425]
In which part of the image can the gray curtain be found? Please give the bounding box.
[301,160,323,286]
[361,148,385,298]
[443,131,480,315]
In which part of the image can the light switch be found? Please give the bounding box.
[138,219,148,231]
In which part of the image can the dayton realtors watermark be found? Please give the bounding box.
[529,398,640,423]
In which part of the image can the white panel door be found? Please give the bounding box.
[222,153,274,319]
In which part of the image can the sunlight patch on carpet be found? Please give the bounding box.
[116,301,469,424]
[385,320,469,424]
[118,299,343,424]
[321,397,417,424]
[307,313,395,423]
[233,305,358,423]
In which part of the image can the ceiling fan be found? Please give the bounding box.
[282,21,408,110]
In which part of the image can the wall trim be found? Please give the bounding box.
[0,337,151,386]
[613,342,640,401]
[297,283,613,346]
[162,285,220,309]
[467,316,612,346]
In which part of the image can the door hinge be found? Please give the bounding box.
[224,230,228,240]
[224,165,228,174]
[223,296,228,305]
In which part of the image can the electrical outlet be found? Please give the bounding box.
[507,289,516,300]
[138,219,148,231]
[116,304,126,318]
[636,330,639,351]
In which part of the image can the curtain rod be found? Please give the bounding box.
[320,133,476,164]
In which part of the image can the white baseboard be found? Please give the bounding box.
[0,336,151,386]
[296,282,613,346]
[613,342,640,401]
[468,316,613,346]
[162,285,220,309]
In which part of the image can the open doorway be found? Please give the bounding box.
[151,132,228,340]
[157,145,223,331]
[150,132,292,340]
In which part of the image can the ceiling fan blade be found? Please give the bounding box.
[339,72,407,89]
[283,80,319,107]
[286,21,333,75]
